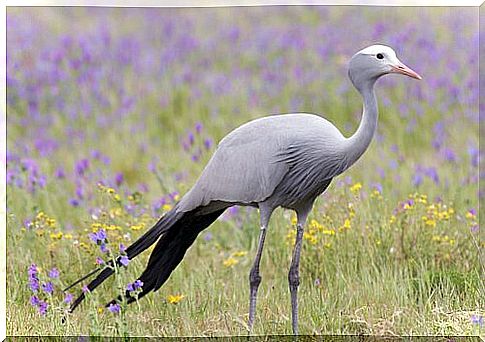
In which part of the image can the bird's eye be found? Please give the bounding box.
[376,53,384,60]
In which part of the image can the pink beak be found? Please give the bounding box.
[390,62,422,80]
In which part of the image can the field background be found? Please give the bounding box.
[6,6,483,337]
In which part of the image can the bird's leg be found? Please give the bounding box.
[288,214,307,335]
[248,224,267,332]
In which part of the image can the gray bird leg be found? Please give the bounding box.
[248,225,267,331]
[288,209,310,335]
[248,205,273,332]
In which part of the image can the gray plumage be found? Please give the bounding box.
[66,44,421,335]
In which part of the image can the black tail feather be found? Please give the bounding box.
[68,205,225,312]
[68,205,183,312]
[105,207,226,307]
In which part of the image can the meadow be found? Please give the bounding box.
[6,6,483,337]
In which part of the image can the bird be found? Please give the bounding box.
[64,44,421,334]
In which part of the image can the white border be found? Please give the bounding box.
[1,1,482,340]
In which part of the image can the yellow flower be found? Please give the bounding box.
[49,231,63,240]
[223,257,239,267]
[167,294,184,304]
[162,204,172,211]
[98,307,104,314]
[290,215,297,226]
[130,223,145,231]
[389,215,396,224]
[322,229,336,236]
[232,251,247,257]
[65,233,73,239]
[350,182,362,193]
[303,232,318,245]
[342,218,351,229]
[425,218,436,227]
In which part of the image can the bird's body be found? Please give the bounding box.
[180,113,347,213]
[65,44,421,335]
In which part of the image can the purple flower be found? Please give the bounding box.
[115,172,124,186]
[42,281,54,295]
[187,132,195,146]
[96,257,105,265]
[38,301,48,315]
[30,295,40,307]
[314,278,321,286]
[119,243,126,253]
[443,148,457,162]
[424,167,440,184]
[471,314,484,326]
[69,198,80,207]
[48,268,59,279]
[203,232,213,241]
[82,285,90,293]
[28,264,39,292]
[108,303,120,314]
[413,173,423,187]
[54,167,65,179]
[468,208,477,216]
[100,243,108,254]
[89,229,107,244]
[470,224,479,234]
[204,138,213,150]
[127,279,143,292]
[75,158,89,176]
[195,122,203,134]
[119,255,130,267]
[64,293,74,304]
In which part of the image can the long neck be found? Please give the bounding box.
[344,79,378,166]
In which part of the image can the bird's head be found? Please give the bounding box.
[348,44,421,91]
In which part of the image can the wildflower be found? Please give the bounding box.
[466,209,476,219]
[48,268,59,278]
[108,303,120,314]
[38,301,48,315]
[89,229,107,244]
[204,138,213,150]
[42,282,54,295]
[82,285,90,293]
[55,167,66,179]
[119,256,130,267]
[75,158,89,176]
[162,204,172,211]
[95,257,104,265]
[100,243,108,254]
[115,172,124,186]
[470,224,479,233]
[69,198,80,207]
[127,279,144,292]
[471,314,484,327]
[350,182,362,193]
[119,243,126,253]
[28,264,39,292]
[314,278,321,286]
[232,251,247,257]
[30,295,40,307]
[98,307,104,314]
[64,293,73,304]
[223,257,238,267]
[167,294,184,304]
[203,232,213,241]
